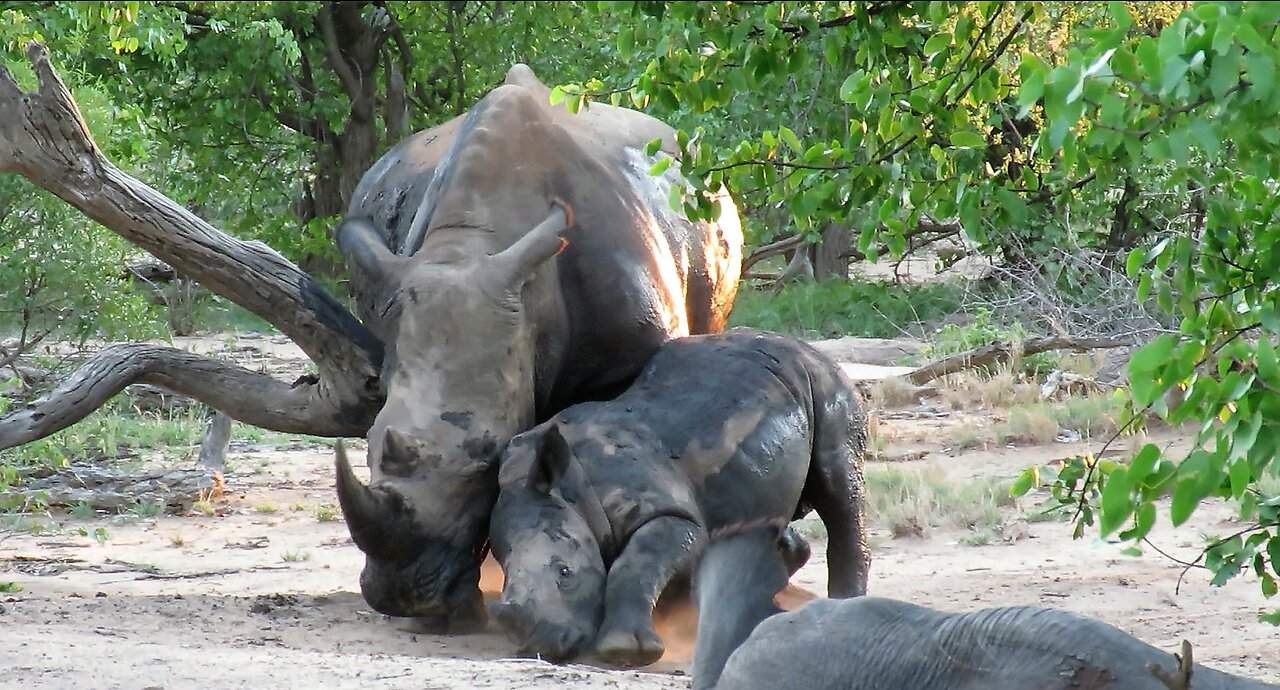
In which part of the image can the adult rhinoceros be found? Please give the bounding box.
[331,64,742,632]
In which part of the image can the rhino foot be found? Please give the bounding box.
[595,621,665,667]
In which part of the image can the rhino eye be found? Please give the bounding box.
[556,564,574,588]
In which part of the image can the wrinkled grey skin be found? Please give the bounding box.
[489,328,870,666]
[692,526,1279,690]
[332,63,742,632]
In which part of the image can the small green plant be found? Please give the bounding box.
[69,501,96,520]
[128,500,163,519]
[959,528,998,546]
[0,582,23,592]
[254,502,280,515]
[281,549,311,563]
[169,533,186,547]
[314,503,339,522]
[76,525,109,545]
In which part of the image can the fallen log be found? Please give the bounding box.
[2,465,224,513]
[903,336,1129,385]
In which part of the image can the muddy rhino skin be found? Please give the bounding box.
[489,328,870,666]
[691,525,1279,690]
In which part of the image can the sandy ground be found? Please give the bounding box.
[1,335,1278,688]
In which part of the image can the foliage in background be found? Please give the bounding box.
[728,277,963,341]
[567,1,1278,611]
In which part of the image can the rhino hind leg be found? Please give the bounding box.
[802,383,871,598]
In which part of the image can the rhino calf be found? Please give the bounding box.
[489,328,870,666]
[692,524,1279,690]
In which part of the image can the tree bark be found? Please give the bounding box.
[0,43,382,447]
[902,336,1128,385]
[0,343,369,450]
[810,222,851,280]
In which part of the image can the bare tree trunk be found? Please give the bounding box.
[810,222,851,280]
[0,43,382,448]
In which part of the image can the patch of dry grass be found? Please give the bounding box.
[938,366,1041,411]
[868,376,924,408]
[864,465,1017,539]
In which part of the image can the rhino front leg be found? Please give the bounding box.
[595,515,705,667]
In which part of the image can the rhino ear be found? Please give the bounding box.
[528,424,572,494]
[337,216,406,276]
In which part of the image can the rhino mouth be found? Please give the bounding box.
[358,548,487,633]
[492,602,593,661]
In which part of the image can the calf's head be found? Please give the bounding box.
[490,425,609,660]
[335,201,573,631]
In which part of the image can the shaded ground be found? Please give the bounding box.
[1,335,1277,687]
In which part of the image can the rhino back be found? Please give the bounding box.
[718,597,1274,690]
[577,329,842,531]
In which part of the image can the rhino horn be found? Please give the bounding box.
[489,199,575,293]
[335,440,409,559]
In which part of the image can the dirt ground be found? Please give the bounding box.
[1,335,1278,688]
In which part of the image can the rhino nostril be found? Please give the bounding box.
[559,627,587,657]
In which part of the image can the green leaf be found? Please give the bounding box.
[618,25,635,61]
[1125,247,1145,277]
[923,32,951,58]
[648,155,672,176]
[1129,443,1160,482]
[1161,57,1190,96]
[1099,467,1134,536]
[839,72,859,103]
[1170,476,1202,526]
[1010,466,1039,496]
[1245,53,1276,102]
[949,131,987,149]
[644,138,664,156]
[1212,14,1238,55]
[1270,536,1280,577]
[1209,51,1241,98]
[1134,501,1156,539]
[1259,339,1280,386]
[778,126,802,155]
[1226,456,1252,501]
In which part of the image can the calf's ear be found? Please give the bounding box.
[528,424,573,494]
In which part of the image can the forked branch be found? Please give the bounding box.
[0,43,384,446]
[0,344,369,451]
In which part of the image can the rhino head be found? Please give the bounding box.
[490,424,611,660]
[334,201,573,632]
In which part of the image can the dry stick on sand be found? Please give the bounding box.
[902,336,1129,386]
[1148,640,1195,690]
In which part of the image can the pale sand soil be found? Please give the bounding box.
[1,334,1277,688]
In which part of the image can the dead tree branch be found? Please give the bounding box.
[1147,640,1194,690]
[903,336,1129,385]
[0,343,368,450]
[0,43,383,447]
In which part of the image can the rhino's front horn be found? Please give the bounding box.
[335,440,414,560]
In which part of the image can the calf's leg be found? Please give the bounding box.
[595,515,705,667]
[804,390,871,598]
